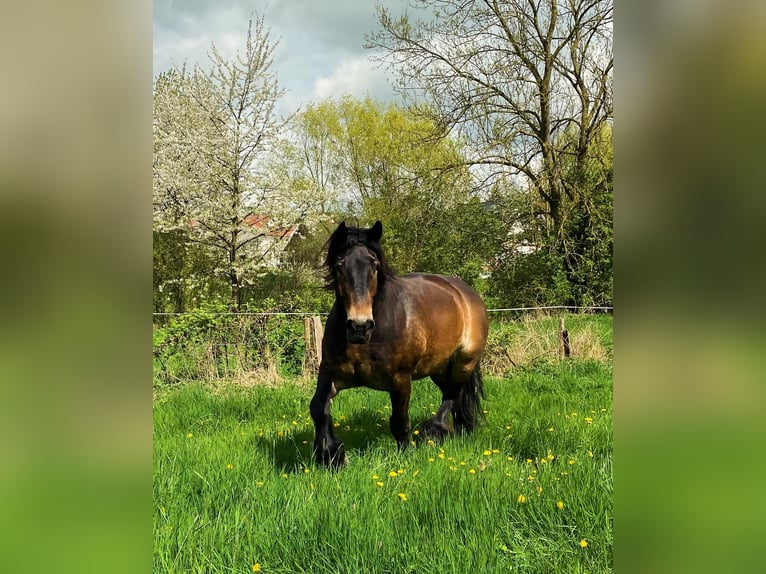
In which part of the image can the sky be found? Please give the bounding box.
[153,0,410,115]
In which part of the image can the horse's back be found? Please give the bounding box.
[399,273,488,364]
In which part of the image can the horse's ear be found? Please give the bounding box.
[333,221,348,244]
[367,220,383,243]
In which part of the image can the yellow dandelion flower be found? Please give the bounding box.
[186,432,193,438]
[427,439,435,446]
[376,481,384,487]
[396,469,405,475]
[548,427,555,432]
[557,501,564,510]
[449,466,457,471]
[588,450,594,458]
[397,493,408,501]
[483,450,492,456]
[277,431,284,437]
[281,473,288,479]
[517,494,526,504]
[460,461,467,466]
[291,420,298,426]
[339,415,346,421]
[372,474,379,480]
[226,463,233,470]
[333,422,340,428]
[469,468,477,474]
[492,449,500,454]
[584,417,593,424]
[568,459,576,465]
[438,453,445,459]
[579,539,588,548]
[428,457,435,462]
[256,481,264,487]
[304,468,310,474]
[388,471,398,477]
[506,456,513,461]
[547,453,555,461]
[413,430,420,435]
[505,425,511,430]
[252,563,261,572]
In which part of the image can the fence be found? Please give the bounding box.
[152,307,612,385]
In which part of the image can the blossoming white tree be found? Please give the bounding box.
[153,15,319,309]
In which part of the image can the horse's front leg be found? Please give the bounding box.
[310,367,346,468]
[389,375,412,449]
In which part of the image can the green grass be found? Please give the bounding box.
[154,356,612,573]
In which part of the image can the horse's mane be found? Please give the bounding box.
[323,222,395,291]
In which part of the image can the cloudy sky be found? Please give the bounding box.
[153,0,409,115]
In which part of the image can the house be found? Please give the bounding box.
[241,214,299,270]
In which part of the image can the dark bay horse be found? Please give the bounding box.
[310,221,489,467]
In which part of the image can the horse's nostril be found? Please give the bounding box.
[347,319,375,331]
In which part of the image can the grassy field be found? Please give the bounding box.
[154,317,612,573]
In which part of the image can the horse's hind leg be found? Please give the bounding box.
[310,368,347,468]
[421,375,457,441]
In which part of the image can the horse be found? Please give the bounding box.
[310,220,489,467]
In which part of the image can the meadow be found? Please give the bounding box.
[153,315,612,573]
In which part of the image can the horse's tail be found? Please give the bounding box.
[458,362,486,433]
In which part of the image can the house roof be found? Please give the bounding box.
[242,214,297,239]
[188,214,297,240]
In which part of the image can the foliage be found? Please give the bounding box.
[152,3,614,313]
[285,96,503,292]
[153,299,315,385]
[153,16,323,309]
[368,0,613,305]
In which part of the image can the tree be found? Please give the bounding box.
[281,96,501,284]
[153,15,313,310]
[367,0,613,304]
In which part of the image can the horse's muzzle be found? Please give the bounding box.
[346,318,375,344]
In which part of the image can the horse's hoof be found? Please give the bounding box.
[317,444,348,469]
[421,420,450,441]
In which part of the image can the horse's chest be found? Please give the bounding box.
[333,348,388,390]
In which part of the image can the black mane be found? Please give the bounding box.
[323,221,395,291]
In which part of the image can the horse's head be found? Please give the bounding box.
[325,221,387,344]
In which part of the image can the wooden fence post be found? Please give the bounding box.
[559,317,571,358]
[303,316,324,376]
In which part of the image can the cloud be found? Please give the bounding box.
[313,54,393,101]
[153,0,406,110]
